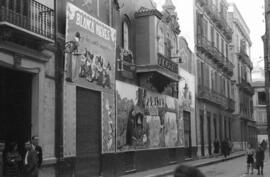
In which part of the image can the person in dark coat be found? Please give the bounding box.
[256,144,265,175]
[174,165,206,177]
[23,141,38,177]
[213,139,220,156]
[221,139,229,158]
[31,136,42,168]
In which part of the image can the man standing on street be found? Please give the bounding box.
[24,141,38,177]
[31,136,43,168]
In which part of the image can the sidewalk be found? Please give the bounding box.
[121,151,245,177]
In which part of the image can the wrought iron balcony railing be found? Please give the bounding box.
[0,0,55,41]
[238,79,255,95]
[157,53,178,74]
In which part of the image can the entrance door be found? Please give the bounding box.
[76,88,101,177]
[200,111,205,156]
[184,111,192,158]
[0,67,32,155]
[207,112,212,155]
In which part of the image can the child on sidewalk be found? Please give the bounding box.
[246,143,255,175]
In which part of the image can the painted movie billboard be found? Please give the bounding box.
[65,2,116,92]
[116,81,184,151]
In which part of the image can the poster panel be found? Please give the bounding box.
[102,92,116,153]
[65,2,116,92]
[116,81,184,152]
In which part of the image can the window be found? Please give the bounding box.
[221,38,224,55]
[216,32,219,50]
[211,26,214,46]
[258,92,266,105]
[165,33,172,57]
[203,19,208,38]
[158,27,165,54]
[123,22,129,50]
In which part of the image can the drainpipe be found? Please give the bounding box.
[54,0,65,176]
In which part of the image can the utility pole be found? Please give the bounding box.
[264,0,270,156]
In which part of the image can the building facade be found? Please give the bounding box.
[228,3,256,150]
[53,0,198,176]
[252,81,268,143]
[195,0,235,157]
[0,0,56,176]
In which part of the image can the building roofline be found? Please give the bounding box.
[229,3,250,34]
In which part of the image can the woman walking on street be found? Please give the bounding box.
[246,143,255,175]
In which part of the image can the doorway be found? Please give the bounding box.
[184,111,192,158]
[200,111,205,156]
[0,66,32,155]
[207,112,212,155]
[76,87,101,177]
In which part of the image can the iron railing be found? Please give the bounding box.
[0,0,55,40]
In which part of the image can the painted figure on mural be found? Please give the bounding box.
[78,51,112,88]
[65,31,81,82]
[103,99,114,151]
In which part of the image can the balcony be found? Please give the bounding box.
[227,98,235,112]
[238,80,255,95]
[196,35,214,58]
[197,86,228,109]
[227,60,234,76]
[0,0,55,43]
[238,47,253,69]
[204,5,232,42]
[197,86,212,103]
[117,47,136,79]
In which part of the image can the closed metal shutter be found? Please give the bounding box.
[76,87,101,177]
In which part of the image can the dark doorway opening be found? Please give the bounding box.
[184,111,192,158]
[76,87,101,177]
[200,111,205,156]
[0,66,32,155]
[207,112,212,155]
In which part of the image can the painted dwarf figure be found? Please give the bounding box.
[65,31,81,82]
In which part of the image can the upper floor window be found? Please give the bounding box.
[123,21,129,50]
[258,92,266,105]
[216,32,219,50]
[165,33,172,57]
[158,27,165,55]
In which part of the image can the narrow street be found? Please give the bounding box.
[165,152,270,177]
[199,152,270,177]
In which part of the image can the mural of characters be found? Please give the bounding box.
[164,112,178,147]
[65,31,81,82]
[79,48,94,79]
[103,98,114,151]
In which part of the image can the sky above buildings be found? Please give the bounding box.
[154,0,265,80]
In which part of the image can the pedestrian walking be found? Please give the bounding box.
[221,139,229,158]
[246,143,255,175]
[256,144,265,175]
[213,139,220,156]
[174,165,206,177]
[31,136,42,168]
[23,141,39,177]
